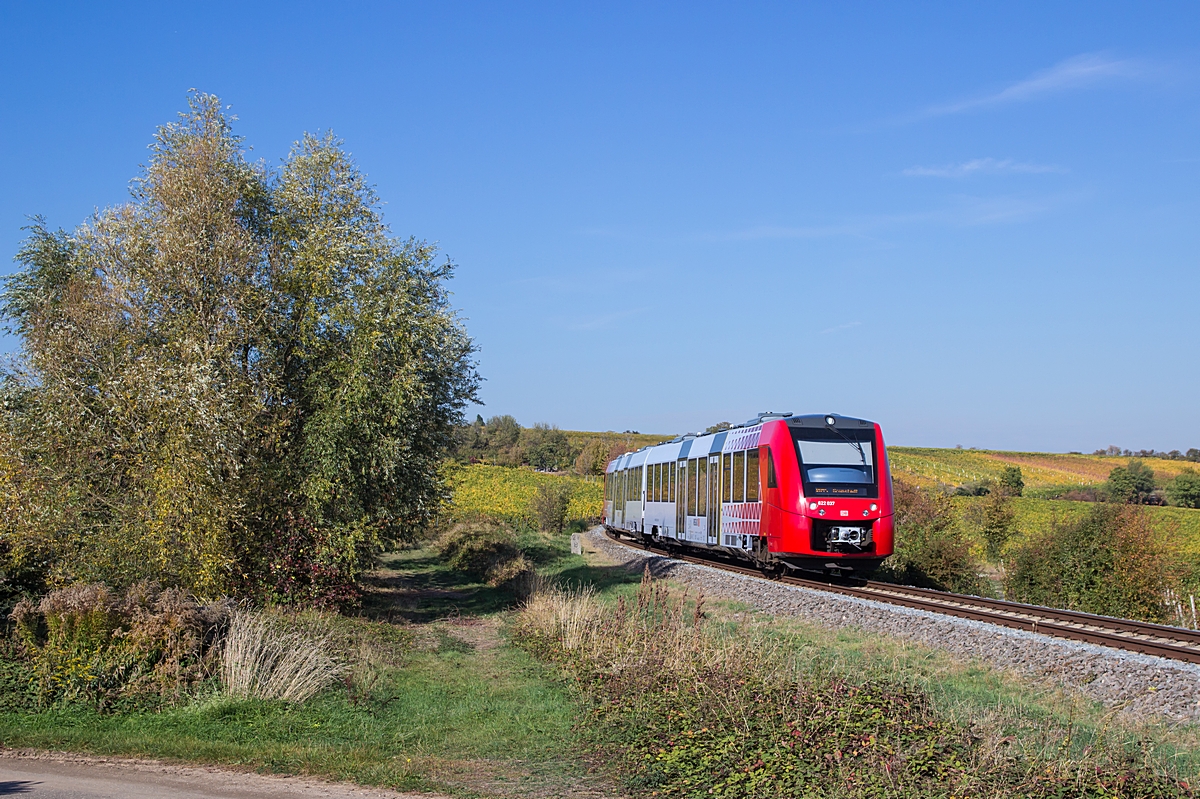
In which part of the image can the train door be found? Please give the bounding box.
[706,454,720,545]
[676,460,686,538]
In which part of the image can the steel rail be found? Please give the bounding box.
[603,529,1200,665]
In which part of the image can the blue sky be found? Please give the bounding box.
[2,2,1197,452]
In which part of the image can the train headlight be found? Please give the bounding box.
[809,502,818,511]
[825,416,835,426]
[870,503,878,511]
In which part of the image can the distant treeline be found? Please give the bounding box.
[451,415,650,475]
[1091,445,1200,461]
[947,460,1199,509]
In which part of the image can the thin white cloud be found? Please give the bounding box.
[566,307,646,331]
[820,321,861,336]
[914,53,1143,120]
[903,158,1066,178]
[709,191,1085,241]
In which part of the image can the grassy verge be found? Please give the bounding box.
[512,568,1200,797]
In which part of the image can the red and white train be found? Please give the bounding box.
[603,412,894,576]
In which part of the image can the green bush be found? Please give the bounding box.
[878,480,983,594]
[999,466,1025,496]
[1167,468,1200,509]
[531,484,572,533]
[436,520,530,587]
[1004,504,1182,623]
[1106,459,1157,504]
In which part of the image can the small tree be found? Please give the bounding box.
[1106,459,1157,504]
[877,480,982,594]
[573,438,611,476]
[1167,469,1200,509]
[998,466,1024,497]
[1,93,480,603]
[531,484,572,533]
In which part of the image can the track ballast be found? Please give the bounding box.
[604,528,1200,665]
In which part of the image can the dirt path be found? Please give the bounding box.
[0,749,445,798]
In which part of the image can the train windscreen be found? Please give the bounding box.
[791,427,877,497]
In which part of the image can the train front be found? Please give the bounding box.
[760,414,894,576]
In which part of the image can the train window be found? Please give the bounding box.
[697,458,708,516]
[691,458,700,513]
[765,447,777,488]
[672,462,678,503]
[747,449,760,501]
[722,455,732,504]
[654,463,661,502]
[668,462,674,502]
[733,450,745,502]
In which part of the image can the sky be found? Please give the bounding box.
[1,2,1197,452]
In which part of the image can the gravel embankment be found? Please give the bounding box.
[586,527,1200,722]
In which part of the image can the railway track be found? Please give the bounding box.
[603,529,1200,665]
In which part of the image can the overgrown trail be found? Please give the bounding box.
[354,548,625,799]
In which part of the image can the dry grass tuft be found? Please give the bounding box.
[220,610,343,703]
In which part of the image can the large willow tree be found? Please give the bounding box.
[0,93,478,603]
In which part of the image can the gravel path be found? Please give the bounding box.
[586,527,1200,722]
[0,748,443,799]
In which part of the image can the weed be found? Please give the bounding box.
[10,581,228,708]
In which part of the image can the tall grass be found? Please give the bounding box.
[220,610,343,703]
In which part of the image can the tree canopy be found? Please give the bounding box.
[0,93,478,604]
[1105,459,1157,504]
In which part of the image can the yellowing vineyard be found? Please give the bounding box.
[444,464,604,526]
[890,447,1198,493]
